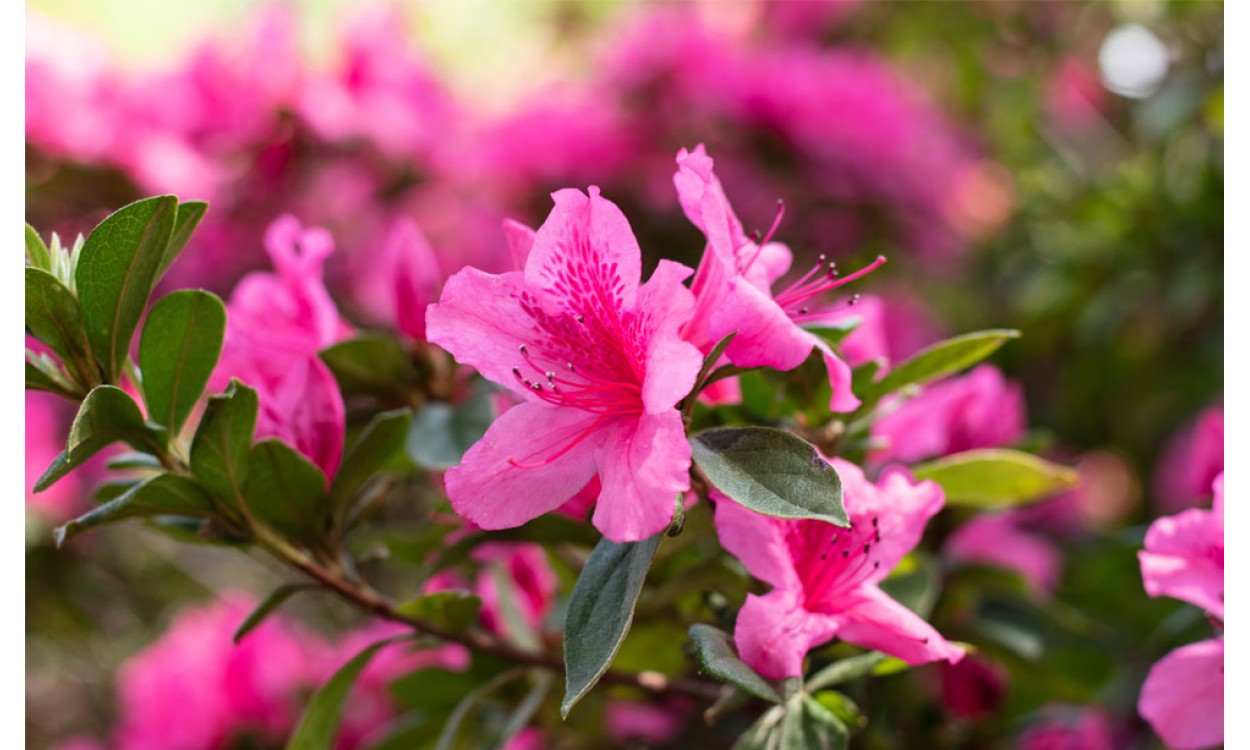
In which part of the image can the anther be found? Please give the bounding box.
[519,344,529,356]
[567,363,576,372]
[863,543,871,554]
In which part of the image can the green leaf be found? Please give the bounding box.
[911,449,1079,508]
[34,385,163,492]
[138,290,226,434]
[497,672,554,748]
[331,409,411,512]
[805,653,887,692]
[25,267,95,384]
[75,195,178,381]
[26,223,52,270]
[804,316,861,348]
[54,473,214,545]
[287,637,409,750]
[190,380,259,503]
[155,200,208,282]
[433,668,526,750]
[797,694,852,747]
[406,386,495,470]
[234,584,316,643]
[690,427,848,526]
[243,439,329,543]
[395,590,483,632]
[319,334,419,394]
[689,624,782,702]
[867,329,1020,399]
[732,705,784,750]
[879,552,941,617]
[690,332,737,397]
[561,533,662,718]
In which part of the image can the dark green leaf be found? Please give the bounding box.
[866,329,1020,400]
[243,439,329,543]
[155,200,208,282]
[190,380,258,503]
[690,427,848,526]
[54,473,214,545]
[25,267,94,383]
[234,584,316,643]
[287,637,408,750]
[732,705,784,750]
[139,290,226,434]
[879,552,941,618]
[395,590,483,632]
[25,359,72,397]
[805,653,886,692]
[106,452,163,471]
[390,668,482,712]
[794,694,851,749]
[75,195,178,380]
[319,334,419,394]
[561,533,662,718]
[26,223,51,270]
[911,449,1079,508]
[689,624,782,702]
[690,332,736,397]
[331,409,412,512]
[406,386,495,470]
[34,385,163,492]
[496,672,554,748]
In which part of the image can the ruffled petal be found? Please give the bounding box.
[734,589,839,680]
[833,585,964,665]
[713,278,814,371]
[816,339,861,413]
[1139,506,1223,619]
[637,259,702,414]
[712,491,801,590]
[1139,638,1223,750]
[592,411,691,542]
[831,459,946,580]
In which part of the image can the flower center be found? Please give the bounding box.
[792,515,884,609]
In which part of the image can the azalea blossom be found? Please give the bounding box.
[713,458,963,679]
[1018,706,1115,750]
[1154,403,1223,514]
[353,217,443,342]
[946,511,1062,595]
[675,143,877,412]
[1138,637,1224,750]
[1138,473,1224,621]
[426,187,703,542]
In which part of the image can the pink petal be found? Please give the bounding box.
[946,513,1062,594]
[1139,638,1223,750]
[673,144,743,268]
[255,357,345,478]
[712,490,802,591]
[833,460,946,580]
[714,278,814,371]
[818,341,861,413]
[637,259,702,414]
[734,589,840,680]
[592,411,691,542]
[502,218,537,270]
[1139,505,1223,619]
[384,219,442,342]
[446,402,602,530]
[740,242,793,292]
[834,585,965,665]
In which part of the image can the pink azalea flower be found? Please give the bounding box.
[426,187,703,542]
[212,215,351,476]
[1138,473,1224,621]
[870,364,1026,466]
[471,543,558,639]
[713,458,963,679]
[1154,404,1223,514]
[946,512,1062,595]
[25,391,85,522]
[674,144,877,413]
[353,217,443,342]
[1139,638,1224,750]
[1018,706,1115,750]
[606,700,689,745]
[939,654,1008,720]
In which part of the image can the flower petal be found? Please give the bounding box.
[1139,505,1223,619]
[674,144,743,268]
[638,259,702,414]
[1139,638,1223,750]
[834,585,965,665]
[712,490,801,590]
[817,339,861,413]
[714,278,814,371]
[734,589,839,680]
[832,459,946,580]
[502,218,536,270]
[446,402,602,530]
[946,513,1061,594]
[592,411,691,542]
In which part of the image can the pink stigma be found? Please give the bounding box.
[774,254,887,322]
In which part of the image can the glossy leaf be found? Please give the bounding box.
[911,449,1079,508]
[319,333,419,394]
[287,637,408,750]
[395,590,483,632]
[867,329,1020,400]
[75,195,178,381]
[243,439,329,543]
[331,409,411,511]
[34,386,164,492]
[25,268,94,383]
[155,200,208,282]
[190,380,259,503]
[689,624,782,702]
[139,290,226,434]
[54,473,214,546]
[691,427,848,527]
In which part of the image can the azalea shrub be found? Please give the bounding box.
[26,2,1223,750]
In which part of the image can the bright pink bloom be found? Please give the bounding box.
[1018,706,1115,750]
[714,458,963,679]
[25,391,85,522]
[674,144,871,412]
[427,187,702,542]
[1138,473,1224,621]
[606,700,688,745]
[1155,404,1223,513]
[946,512,1062,594]
[1139,638,1224,750]
[114,593,318,750]
[354,217,443,342]
[871,364,1025,466]
[212,216,350,476]
[471,543,558,640]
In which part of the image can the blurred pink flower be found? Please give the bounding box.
[1139,473,1223,621]
[1139,638,1224,750]
[939,654,1008,720]
[1043,57,1108,133]
[1154,404,1223,514]
[871,364,1026,466]
[1018,706,1115,750]
[606,700,688,745]
[427,187,702,542]
[714,459,963,679]
[25,391,85,522]
[946,512,1062,595]
[354,217,443,342]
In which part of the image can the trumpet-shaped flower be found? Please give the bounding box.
[675,144,874,413]
[427,187,702,542]
[714,458,963,679]
[1138,473,1224,621]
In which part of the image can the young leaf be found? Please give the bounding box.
[319,334,420,394]
[395,590,483,632]
[54,473,215,546]
[26,223,52,270]
[561,532,662,718]
[406,386,495,470]
[287,636,409,750]
[139,290,226,434]
[911,449,1079,508]
[805,653,887,692]
[331,409,412,512]
[689,624,782,702]
[690,427,848,527]
[75,195,178,381]
[34,385,164,492]
[190,380,259,503]
[155,200,208,282]
[26,268,95,384]
[787,694,850,750]
[243,439,329,544]
[234,584,316,643]
[866,329,1020,401]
